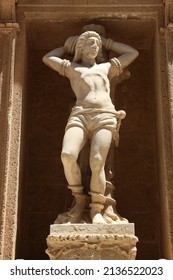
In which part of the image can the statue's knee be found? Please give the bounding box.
[61,152,77,167]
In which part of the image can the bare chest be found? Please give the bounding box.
[73,67,109,92]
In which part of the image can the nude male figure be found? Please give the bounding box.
[43,30,138,224]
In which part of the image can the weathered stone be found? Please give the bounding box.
[46,224,138,260]
[42,25,138,225]
[0,0,173,261]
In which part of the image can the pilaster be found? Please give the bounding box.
[0,22,20,259]
[164,26,173,259]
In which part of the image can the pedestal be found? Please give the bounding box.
[46,224,138,260]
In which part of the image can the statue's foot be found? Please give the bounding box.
[67,203,84,218]
[91,213,107,224]
[54,211,83,224]
[103,214,116,224]
[103,215,128,224]
[67,194,87,218]
[104,211,119,221]
[104,207,129,224]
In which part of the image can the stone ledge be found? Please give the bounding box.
[50,223,135,235]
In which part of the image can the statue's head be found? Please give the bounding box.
[73,31,105,63]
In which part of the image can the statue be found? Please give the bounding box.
[43,26,138,224]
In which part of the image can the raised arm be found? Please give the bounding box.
[42,47,66,73]
[102,37,139,68]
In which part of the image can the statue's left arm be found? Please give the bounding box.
[103,38,139,68]
[102,38,139,76]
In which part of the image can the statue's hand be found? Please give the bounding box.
[64,36,78,56]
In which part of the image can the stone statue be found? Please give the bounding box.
[43,26,138,224]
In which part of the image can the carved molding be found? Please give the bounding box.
[0,23,19,30]
[46,224,138,260]
[0,23,20,260]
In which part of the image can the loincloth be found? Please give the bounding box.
[65,106,126,146]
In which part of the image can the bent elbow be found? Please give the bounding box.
[42,55,48,65]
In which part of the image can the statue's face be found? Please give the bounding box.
[82,36,100,59]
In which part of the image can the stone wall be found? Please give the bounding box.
[0,0,173,260]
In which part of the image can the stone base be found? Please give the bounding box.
[46,223,138,260]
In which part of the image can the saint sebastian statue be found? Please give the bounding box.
[43,27,138,224]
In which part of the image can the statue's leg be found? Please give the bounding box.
[61,126,87,185]
[89,128,112,224]
[61,126,88,219]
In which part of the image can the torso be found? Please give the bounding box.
[68,62,114,109]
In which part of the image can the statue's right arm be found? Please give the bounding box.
[42,47,66,73]
[43,47,65,71]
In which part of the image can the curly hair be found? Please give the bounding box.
[73,31,105,64]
